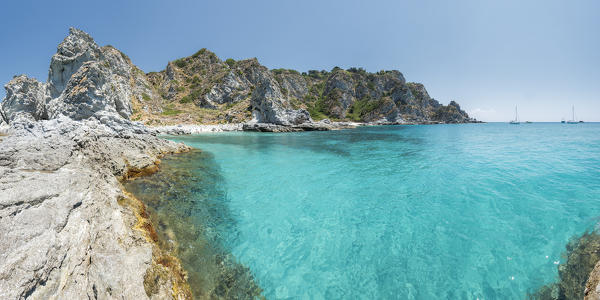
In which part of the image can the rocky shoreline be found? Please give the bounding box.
[0,27,595,300]
[149,119,484,135]
[0,117,192,299]
[0,27,480,299]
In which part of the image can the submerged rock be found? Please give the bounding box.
[123,150,263,299]
[528,231,600,300]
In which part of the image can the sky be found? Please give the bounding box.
[0,0,598,122]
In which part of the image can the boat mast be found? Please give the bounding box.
[515,106,518,122]
[572,105,575,121]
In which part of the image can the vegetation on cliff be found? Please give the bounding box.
[134,50,474,125]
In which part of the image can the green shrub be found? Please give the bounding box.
[304,95,328,121]
[142,93,151,101]
[367,81,376,91]
[347,67,366,74]
[307,82,326,102]
[272,68,300,75]
[225,58,235,67]
[180,96,192,104]
[192,48,207,58]
[306,70,329,79]
[347,97,382,121]
[190,88,203,99]
[173,59,186,68]
[161,108,182,115]
[307,104,328,121]
[289,97,302,109]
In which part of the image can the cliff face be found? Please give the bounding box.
[0,28,194,299]
[144,55,475,125]
[1,28,156,129]
[1,28,473,128]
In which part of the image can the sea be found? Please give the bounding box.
[126,123,600,299]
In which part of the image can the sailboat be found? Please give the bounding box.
[567,105,579,124]
[509,106,520,124]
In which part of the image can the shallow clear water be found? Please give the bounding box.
[167,123,600,299]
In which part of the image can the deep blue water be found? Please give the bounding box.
[167,123,600,299]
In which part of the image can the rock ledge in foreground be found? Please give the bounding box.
[0,117,191,299]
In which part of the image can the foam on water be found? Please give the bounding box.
[165,123,600,299]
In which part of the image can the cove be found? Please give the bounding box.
[122,150,263,299]
[138,123,600,299]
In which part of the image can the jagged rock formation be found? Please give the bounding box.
[1,75,48,122]
[143,55,475,125]
[1,28,474,128]
[0,117,191,299]
[0,29,193,299]
[0,27,476,298]
[1,28,156,128]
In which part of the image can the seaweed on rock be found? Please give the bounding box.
[528,230,600,300]
[123,149,263,299]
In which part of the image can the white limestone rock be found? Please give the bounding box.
[1,75,49,122]
[250,65,312,125]
[2,27,154,126]
[204,71,250,106]
[48,28,102,98]
[0,117,188,299]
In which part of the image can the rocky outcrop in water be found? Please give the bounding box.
[0,28,192,299]
[1,28,156,128]
[0,117,190,299]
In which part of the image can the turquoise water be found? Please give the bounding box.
[167,123,600,299]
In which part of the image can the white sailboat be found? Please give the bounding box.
[567,105,579,124]
[509,106,520,124]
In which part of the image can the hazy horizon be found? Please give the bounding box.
[1,0,598,122]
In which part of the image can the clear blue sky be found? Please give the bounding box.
[1,0,598,121]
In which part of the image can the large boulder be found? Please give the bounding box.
[431,100,470,123]
[48,61,131,120]
[1,75,48,122]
